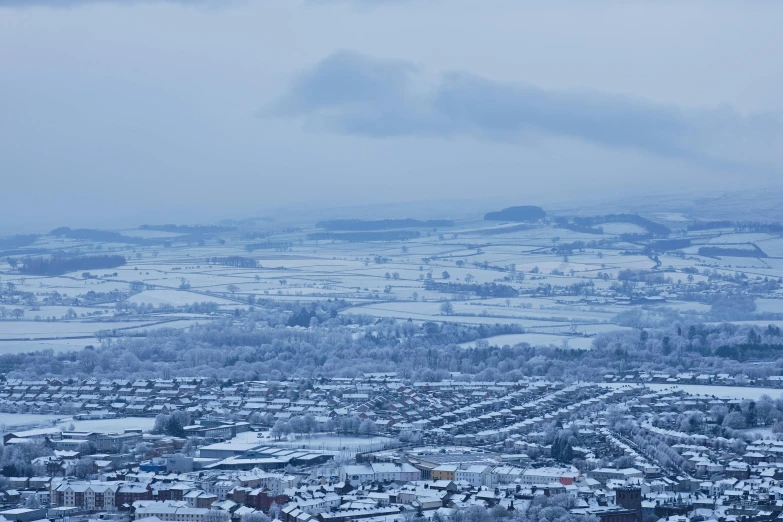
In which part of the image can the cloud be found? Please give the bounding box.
[268,50,782,169]
[0,0,217,7]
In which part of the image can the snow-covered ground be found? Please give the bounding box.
[0,320,160,340]
[0,414,155,435]
[125,289,240,307]
[58,417,155,433]
[0,338,100,355]
[0,318,206,341]
[603,383,783,400]
[0,413,66,430]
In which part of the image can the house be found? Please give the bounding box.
[133,501,210,522]
[51,481,117,510]
[520,467,582,486]
[432,465,458,481]
[455,465,491,487]
[587,468,644,484]
[370,463,420,483]
[339,465,373,485]
[3,427,61,444]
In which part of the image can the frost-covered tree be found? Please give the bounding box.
[722,411,746,429]
[440,301,454,315]
[271,420,290,440]
[204,511,231,522]
[241,512,270,522]
[359,419,378,437]
[72,457,95,479]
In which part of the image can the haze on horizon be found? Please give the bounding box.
[0,0,781,230]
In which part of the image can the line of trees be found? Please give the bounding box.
[424,281,519,298]
[3,297,783,386]
[245,241,293,252]
[688,220,783,234]
[645,238,691,253]
[698,245,768,258]
[316,219,454,231]
[207,256,260,268]
[17,254,127,276]
[307,231,421,242]
[49,227,160,246]
[270,413,378,440]
[139,224,237,234]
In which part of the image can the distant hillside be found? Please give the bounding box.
[0,234,39,251]
[316,219,454,231]
[50,227,160,246]
[484,206,546,222]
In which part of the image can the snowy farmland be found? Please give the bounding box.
[2,211,783,357]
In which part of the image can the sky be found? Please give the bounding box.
[0,0,781,231]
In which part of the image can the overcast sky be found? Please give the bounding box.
[1,0,781,230]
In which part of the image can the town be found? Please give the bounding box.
[2,372,783,522]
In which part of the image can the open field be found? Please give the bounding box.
[0,318,206,341]
[0,413,155,434]
[0,413,65,430]
[603,383,783,401]
[0,338,100,355]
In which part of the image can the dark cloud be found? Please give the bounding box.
[265,50,441,137]
[272,51,415,114]
[269,50,781,169]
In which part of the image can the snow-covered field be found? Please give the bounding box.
[0,337,100,355]
[0,320,160,340]
[58,417,155,433]
[0,318,206,341]
[603,383,783,401]
[0,413,66,430]
[0,414,155,434]
[3,211,783,368]
[125,289,240,307]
